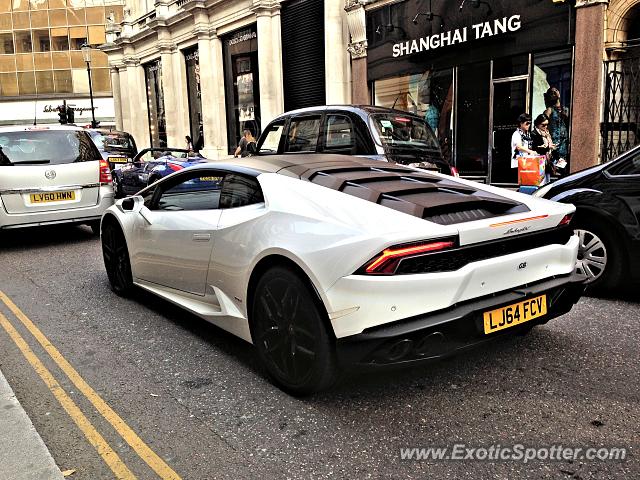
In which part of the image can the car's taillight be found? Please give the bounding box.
[558,213,573,226]
[450,166,460,177]
[362,239,456,275]
[99,159,112,184]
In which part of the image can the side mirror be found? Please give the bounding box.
[120,195,144,212]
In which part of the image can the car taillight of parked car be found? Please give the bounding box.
[450,166,460,177]
[99,159,112,184]
[359,238,457,275]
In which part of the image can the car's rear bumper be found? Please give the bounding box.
[335,273,585,369]
[0,188,113,229]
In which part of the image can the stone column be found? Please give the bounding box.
[109,66,123,131]
[254,1,284,130]
[570,0,609,171]
[325,0,351,103]
[158,35,181,147]
[123,55,150,148]
[345,0,368,105]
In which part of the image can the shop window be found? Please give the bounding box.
[13,0,29,12]
[51,28,69,51]
[67,7,85,26]
[34,52,52,70]
[17,71,36,94]
[285,117,320,153]
[69,26,87,49]
[71,67,88,93]
[91,68,110,93]
[54,69,72,93]
[35,70,55,94]
[15,53,34,70]
[87,26,105,45]
[456,62,490,176]
[49,9,67,27]
[184,46,203,148]
[0,55,15,73]
[0,33,14,55]
[86,7,105,24]
[0,14,11,30]
[144,59,167,148]
[532,50,572,170]
[14,31,32,53]
[30,10,49,29]
[493,54,529,79]
[12,12,30,29]
[0,73,18,95]
[374,69,453,163]
[29,0,50,10]
[32,30,51,52]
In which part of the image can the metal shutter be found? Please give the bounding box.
[281,0,326,111]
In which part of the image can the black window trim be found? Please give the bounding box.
[148,168,227,211]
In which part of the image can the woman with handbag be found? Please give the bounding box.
[531,114,556,185]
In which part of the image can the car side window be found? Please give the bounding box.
[258,121,285,154]
[152,171,225,211]
[285,116,321,153]
[323,115,354,153]
[219,173,264,209]
[142,187,156,209]
[607,150,640,176]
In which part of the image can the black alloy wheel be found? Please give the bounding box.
[251,266,337,395]
[101,221,134,296]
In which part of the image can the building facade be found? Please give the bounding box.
[347,0,640,182]
[102,0,351,158]
[0,0,124,126]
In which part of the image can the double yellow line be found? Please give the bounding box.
[0,290,181,480]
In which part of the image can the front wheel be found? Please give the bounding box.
[101,221,134,296]
[250,266,337,395]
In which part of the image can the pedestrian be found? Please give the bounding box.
[234,129,256,158]
[543,87,569,170]
[510,113,536,169]
[185,135,194,152]
[531,114,556,185]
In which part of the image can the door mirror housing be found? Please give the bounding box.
[120,195,144,213]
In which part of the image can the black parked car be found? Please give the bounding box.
[534,146,640,292]
[254,105,457,176]
[86,129,138,170]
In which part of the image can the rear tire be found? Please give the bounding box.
[573,216,623,294]
[250,266,337,395]
[101,221,134,296]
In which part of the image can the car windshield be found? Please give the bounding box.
[89,131,135,153]
[0,130,98,165]
[370,114,440,151]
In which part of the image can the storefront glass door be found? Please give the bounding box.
[490,77,529,185]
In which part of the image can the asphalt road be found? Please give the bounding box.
[0,225,638,480]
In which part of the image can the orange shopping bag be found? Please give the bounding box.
[517,155,546,186]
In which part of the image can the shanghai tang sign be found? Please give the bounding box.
[392,15,522,58]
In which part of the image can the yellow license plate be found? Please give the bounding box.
[108,156,128,163]
[30,191,76,203]
[483,295,547,334]
[199,176,222,182]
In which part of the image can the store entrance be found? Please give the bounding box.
[489,77,529,185]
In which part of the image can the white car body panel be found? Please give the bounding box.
[106,159,578,343]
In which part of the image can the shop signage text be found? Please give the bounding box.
[43,104,97,115]
[228,31,257,46]
[392,15,522,58]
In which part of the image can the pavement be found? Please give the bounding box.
[0,368,64,480]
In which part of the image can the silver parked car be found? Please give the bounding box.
[0,125,114,234]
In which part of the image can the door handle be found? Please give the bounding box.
[192,233,211,242]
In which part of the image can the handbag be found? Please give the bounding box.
[518,155,546,186]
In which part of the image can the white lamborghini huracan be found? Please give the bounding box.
[100,154,584,394]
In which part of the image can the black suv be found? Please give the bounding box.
[254,105,456,176]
